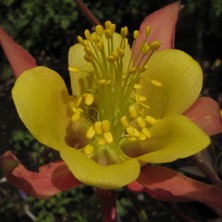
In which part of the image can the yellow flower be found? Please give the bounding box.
[12,21,210,189]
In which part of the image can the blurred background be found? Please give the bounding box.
[0,0,222,221]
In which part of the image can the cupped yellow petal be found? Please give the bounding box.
[68,44,94,97]
[140,49,203,118]
[121,115,210,164]
[12,66,71,151]
[60,146,140,189]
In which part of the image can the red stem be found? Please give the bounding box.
[97,189,116,222]
[74,0,101,26]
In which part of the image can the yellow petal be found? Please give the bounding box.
[68,43,94,97]
[140,49,203,118]
[12,66,71,151]
[60,146,140,189]
[121,115,210,164]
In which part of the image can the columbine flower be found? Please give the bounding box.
[10,22,211,190]
[1,1,222,213]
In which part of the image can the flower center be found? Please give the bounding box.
[68,21,161,163]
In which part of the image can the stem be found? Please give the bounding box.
[74,0,101,26]
[191,152,222,190]
[97,189,116,222]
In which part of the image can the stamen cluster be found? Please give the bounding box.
[68,21,162,153]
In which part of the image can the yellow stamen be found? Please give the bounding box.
[146,26,151,37]
[129,105,138,118]
[101,120,110,132]
[151,41,160,50]
[86,126,96,139]
[134,84,142,89]
[103,132,113,144]
[95,25,104,36]
[145,115,157,126]
[68,66,80,73]
[137,116,146,128]
[84,29,91,40]
[151,79,162,87]
[133,30,140,40]
[105,29,113,39]
[142,128,151,138]
[84,144,94,154]
[84,93,94,106]
[121,116,130,128]
[94,122,102,135]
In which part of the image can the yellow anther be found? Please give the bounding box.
[94,121,102,135]
[127,136,137,141]
[117,47,125,57]
[138,133,146,141]
[75,97,82,107]
[68,66,80,73]
[84,46,92,55]
[142,128,151,138]
[98,138,106,145]
[101,120,110,132]
[146,26,151,37]
[145,115,157,126]
[133,127,140,138]
[140,103,150,110]
[136,116,146,128]
[151,41,160,50]
[77,36,85,45]
[133,30,140,40]
[105,29,113,39]
[84,29,91,40]
[134,84,142,89]
[98,79,106,84]
[84,144,94,154]
[129,105,138,118]
[107,55,116,63]
[91,32,100,43]
[96,40,104,51]
[83,39,89,47]
[84,93,94,106]
[105,20,112,28]
[135,94,146,103]
[95,25,104,36]
[103,131,113,144]
[140,42,150,54]
[110,23,116,33]
[121,26,128,37]
[121,116,130,128]
[151,79,162,87]
[111,51,119,59]
[129,67,137,74]
[126,126,135,137]
[84,54,93,62]
[72,111,81,122]
[86,126,96,139]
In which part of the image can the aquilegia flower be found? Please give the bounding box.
[1,2,222,214]
[11,20,210,189]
